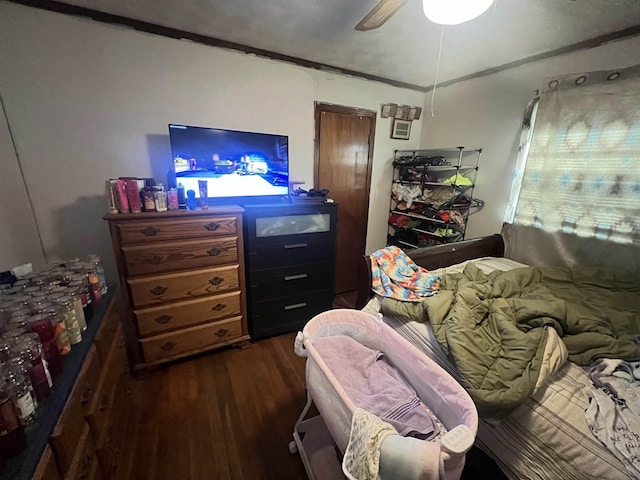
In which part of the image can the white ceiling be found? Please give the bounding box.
[52,0,640,89]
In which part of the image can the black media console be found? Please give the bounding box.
[243,202,338,340]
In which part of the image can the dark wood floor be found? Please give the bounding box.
[114,292,358,480]
[112,290,503,479]
[114,332,309,480]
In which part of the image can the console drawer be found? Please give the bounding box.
[117,216,239,244]
[140,316,243,363]
[128,265,240,307]
[248,262,333,302]
[249,291,333,339]
[246,236,334,270]
[134,291,242,337]
[122,237,238,276]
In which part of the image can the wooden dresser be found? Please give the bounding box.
[1,290,130,480]
[104,207,249,376]
[47,297,130,480]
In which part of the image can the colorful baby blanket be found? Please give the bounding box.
[370,246,441,301]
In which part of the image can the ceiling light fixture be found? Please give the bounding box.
[422,0,494,25]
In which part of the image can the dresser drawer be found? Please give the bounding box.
[250,291,333,339]
[86,328,125,447]
[50,346,101,474]
[95,369,133,479]
[127,265,240,307]
[248,262,333,302]
[140,316,243,363]
[246,235,334,270]
[64,424,98,480]
[32,445,60,480]
[93,301,119,364]
[117,216,239,244]
[135,291,242,337]
[122,237,239,276]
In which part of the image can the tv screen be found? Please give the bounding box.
[168,124,289,201]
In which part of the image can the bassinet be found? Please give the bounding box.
[291,309,478,480]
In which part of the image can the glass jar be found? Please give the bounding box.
[12,280,29,290]
[64,287,87,331]
[7,304,31,321]
[83,262,103,305]
[56,296,82,345]
[28,313,55,342]
[46,305,71,356]
[15,338,52,401]
[8,295,29,308]
[5,372,37,425]
[0,342,15,363]
[22,286,41,297]
[27,312,63,376]
[68,278,93,321]
[87,254,107,295]
[0,385,26,461]
[28,297,47,315]
[4,325,28,341]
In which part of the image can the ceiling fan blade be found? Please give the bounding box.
[355,0,408,31]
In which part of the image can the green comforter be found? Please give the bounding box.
[382,264,640,418]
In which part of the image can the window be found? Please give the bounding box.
[507,66,640,245]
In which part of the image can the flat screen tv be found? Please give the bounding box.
[168,123,289,204]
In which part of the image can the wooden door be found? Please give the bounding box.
[315,103,375,294]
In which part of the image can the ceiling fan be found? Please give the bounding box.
[355,0,407,31]
[354,0,495,31]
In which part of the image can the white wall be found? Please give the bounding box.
[0,100,46,272]
[0,2,424,280]
[419,35,640,239]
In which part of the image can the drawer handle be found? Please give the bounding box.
[207,247,221,256]
[144,254,164,265]
[284,243,308,249]
[155,315,172,324]
[211,303,226,311]
[284,302,307,311]
[284,273,308,281]
[82,453,93,470]
[142,226,160,236]
[204,222,220,231]
[209,276,224,286]
[79,454,92,479]
[80,385,94,404]
[150,285,168,295]
[215,328,228,337]
[160,341,176,351]
[99,393,109,411]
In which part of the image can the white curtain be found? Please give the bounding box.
[510,65,640,245]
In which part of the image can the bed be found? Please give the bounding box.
[356,234,638,480]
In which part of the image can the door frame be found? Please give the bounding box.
[313,101,377,217]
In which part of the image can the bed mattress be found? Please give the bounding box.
[371,257,629,480]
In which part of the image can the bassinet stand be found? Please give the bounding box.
[290,393,345,480]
